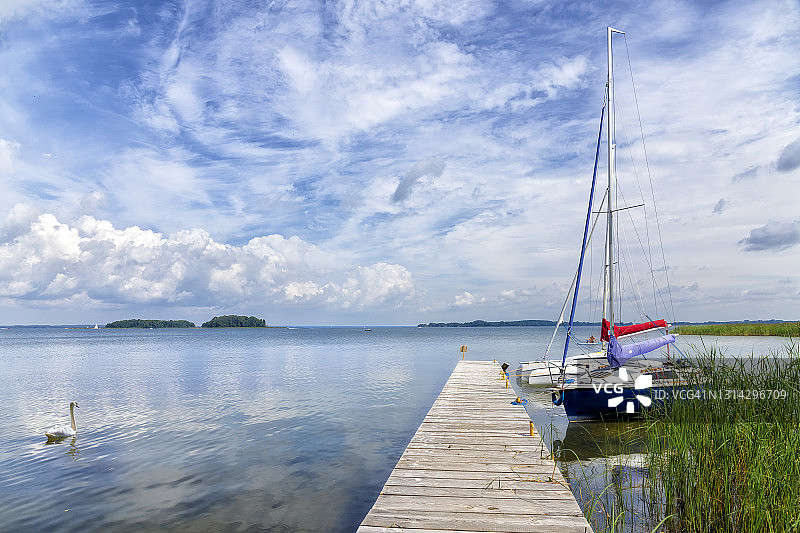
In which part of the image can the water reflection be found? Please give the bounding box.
[552,421,647,461]
[1,327,789,533]
[510,353,663,533]
[0,327,462,532]
[43,437,80,459]
[513,334,794,532]
[544,422,657,532]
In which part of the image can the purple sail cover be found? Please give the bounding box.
[607,334,675,368]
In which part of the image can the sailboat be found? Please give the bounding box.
[518,27,637,388]
[542,28,702,421]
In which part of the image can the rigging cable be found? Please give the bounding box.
[623,34,676,323]
[562,100,606,367]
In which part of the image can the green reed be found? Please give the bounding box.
[547,342,800,532]
[643,342,800,532]
[673,322,800,337]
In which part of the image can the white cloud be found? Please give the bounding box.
[1,0,799,324]
[0,0,77,23]
[277,47,319,96]
[121,7,140,38]
[451,291,484,308]
[0,138,20,176]
[277,41,475,140]
[0,209,415,314]
[133,1,481,146]
[531,56,590,98]
[414,0,491,24]
[336,0,490,40]
[350,262,414,307]
[283,281,322,301]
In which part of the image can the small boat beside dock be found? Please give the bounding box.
[358,360,593,532]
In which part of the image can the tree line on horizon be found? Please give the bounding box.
[418,318,798,330]
[201,315,266,328]
[105,315,266,329]
[418,319,595,328]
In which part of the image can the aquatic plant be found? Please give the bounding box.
[551,342,800,532]
[643,342,800,532]
[673,322,800,337]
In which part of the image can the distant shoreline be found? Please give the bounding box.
[417,319,593,328]
[3,319,797,330]
[418,318,798,329]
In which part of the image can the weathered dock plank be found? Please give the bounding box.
[357,360,592,533]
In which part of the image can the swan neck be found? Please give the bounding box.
[70,403,76,431]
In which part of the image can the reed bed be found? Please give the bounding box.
[554,342,800,532]
[643,342,800,532]
[673,322,800,337]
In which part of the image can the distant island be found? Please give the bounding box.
[104,315,268,329]
[202,315,266,328]
[106,319,196,329]
[418,319,594,328]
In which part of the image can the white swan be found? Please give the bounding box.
[45,401,79,440]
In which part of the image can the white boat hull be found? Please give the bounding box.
[520,351,609,385]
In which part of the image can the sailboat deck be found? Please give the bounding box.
[357,360,593,533]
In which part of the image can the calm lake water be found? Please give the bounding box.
[0,326,790,532]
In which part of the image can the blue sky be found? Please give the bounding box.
[0,0,798,326]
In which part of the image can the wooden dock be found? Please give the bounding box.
[358,360,593,533]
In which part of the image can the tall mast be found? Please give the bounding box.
[603,27,624,335]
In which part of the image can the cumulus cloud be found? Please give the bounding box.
[776,138,800,172]
[451,291,485,308]
[391,158,446,203]
[0,208,414,311]
[738,220,800,252]
[277,262,413,310]
[3,0,800,324]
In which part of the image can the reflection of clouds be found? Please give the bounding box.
[123,465,201,514]
[369,363,412,397]
[0,328,509,530]
[4,326,795,532]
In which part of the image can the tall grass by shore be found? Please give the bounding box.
[643,342,800,532]
[673,322,800,337]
